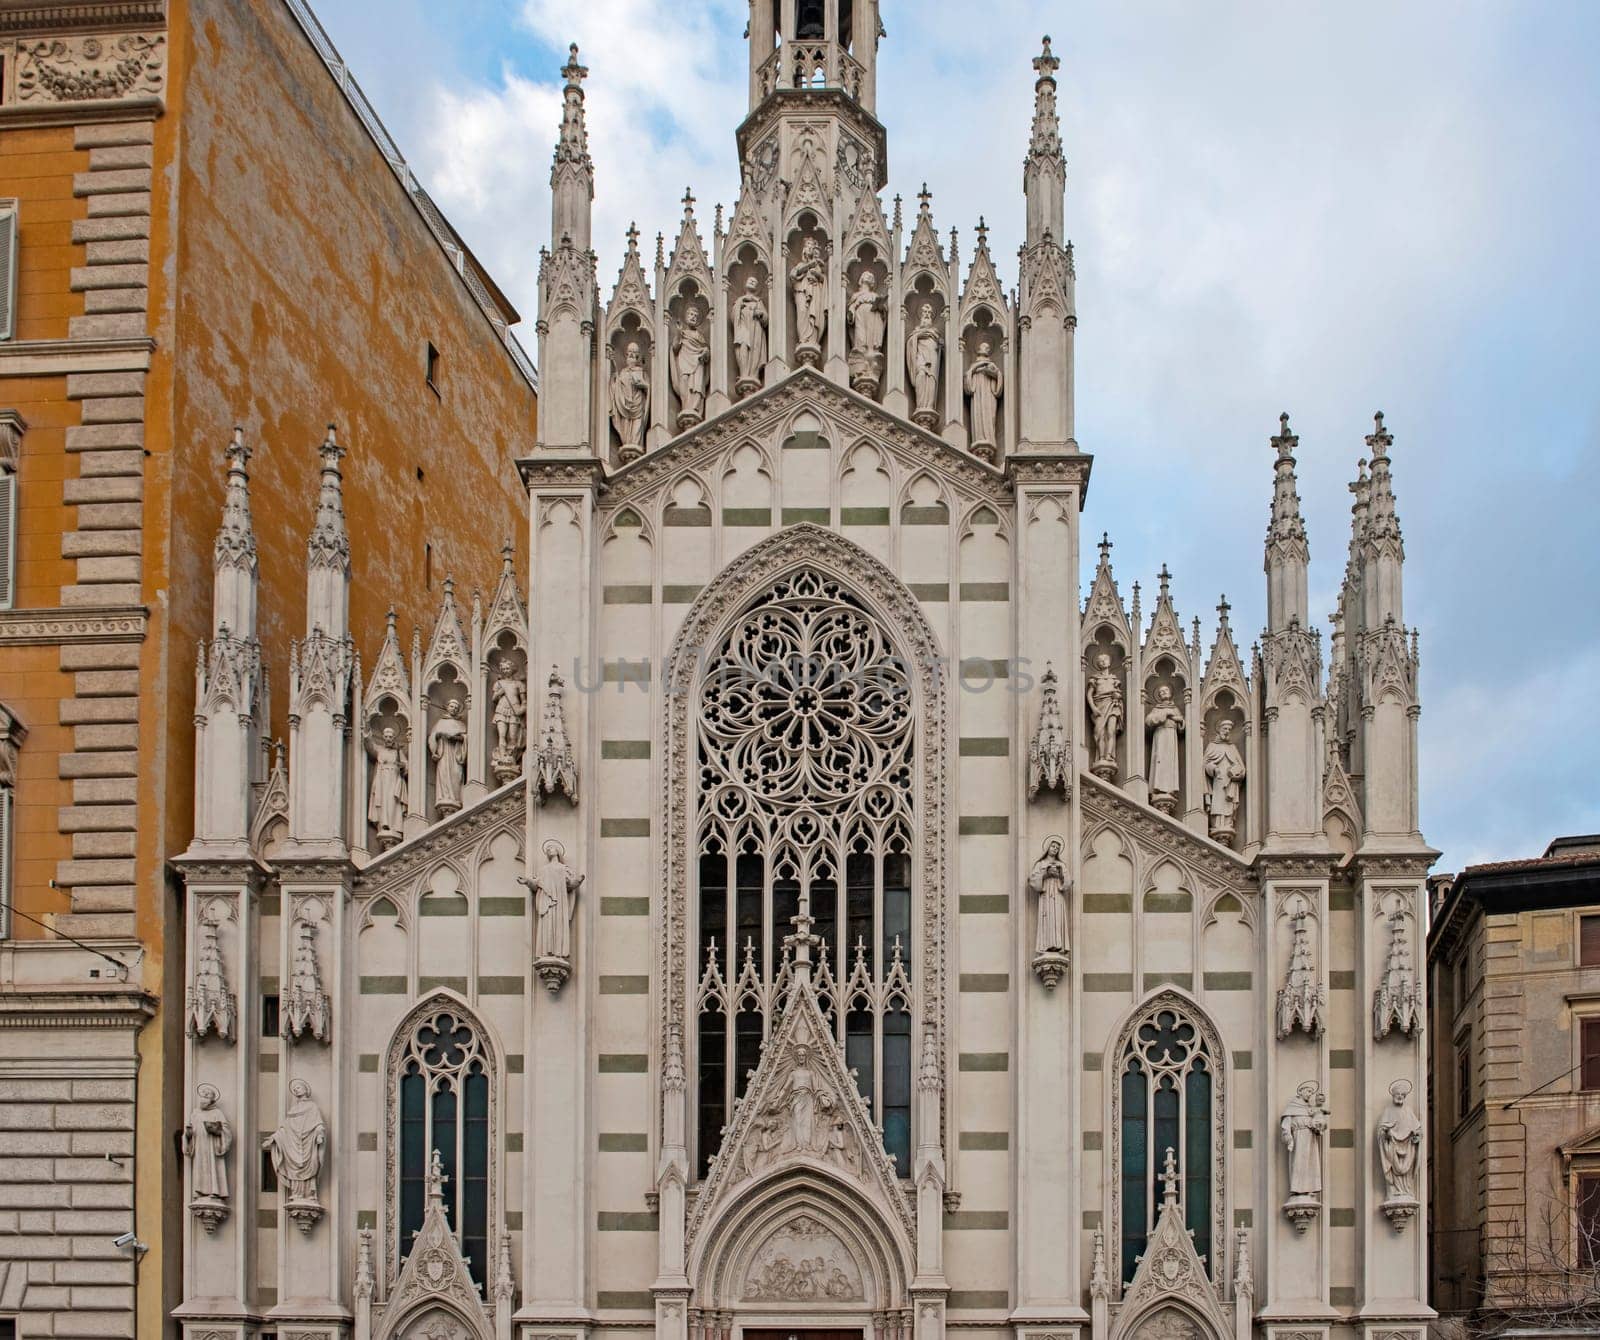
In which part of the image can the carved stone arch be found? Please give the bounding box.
[382,989,504,1289]
[957,498,1012,544]
[692,1166,913,1313]
[467,817,525,882]
[780,406,835,452]
[1103,987,1230,1297]
[1111,1297,1228,1340]
[660,523,951,1134]
[382,1301,492,1340]
[1142,856,1196,916]
[1199,885,1256,934]
[604,501,657,547]
[358,892,411,935]
[415,854,471,917]
[895,467,949,515]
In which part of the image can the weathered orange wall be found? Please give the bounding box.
[166,0,536,810]
[0,125,88,341]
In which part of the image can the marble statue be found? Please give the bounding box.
[263,1078,327,1232]
[846,273,885,395]
[1028,835,1070,989]
[1281,1080,1328,1230]
[790,236,827,358]
[522,838,584,992]
[905,301,943,428]
[1377,1079,1422,1223]
[609,340,650,457]
[965,340,1003,459]
[1203,720,1246,842]
[1086,652,1123,781]
[428,697,468,817]
[732,277,768,393]
[490,657,527,784]
[1145,684,1184,813]
[366,725,407,849]
[184,1084,232,1233]
[671,307,710,428]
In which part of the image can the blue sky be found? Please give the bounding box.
[306,0,1600,873]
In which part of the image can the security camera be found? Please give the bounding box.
[112,1232,146,1252]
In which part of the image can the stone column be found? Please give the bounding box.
[1009,463,1090,1337]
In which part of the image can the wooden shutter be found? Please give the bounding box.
[0,785,12,939]
[1579,1173,1600,1269]
[1583,1018,1600,1092]
[0,202,16,341]
[1582,915,1600,968]
[0,469,14,608]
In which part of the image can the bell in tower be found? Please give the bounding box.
[747,0,880,112]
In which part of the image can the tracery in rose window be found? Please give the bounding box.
[694,569,916,1178]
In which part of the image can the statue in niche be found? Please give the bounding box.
[1146,684,1185,814]
[1202,719,1246,842]
[184,1084,232,1233]
[1378,1079,1422,1228]
[732,277,768,394]
[366,724,408,849]
[490,657,527,784]
[263,1077,327,1233]
[522,838,584,993]
[1085,652,1123,781]
[609,340,650,459]
[905,302,943,428]
[790,236,828,360]
[1280,1080,1328,1231]
[670,307,710,429]
[845,273,885,395]
[428,697,468,818]
[1028,835,1070,989]
[965,340,1003,460]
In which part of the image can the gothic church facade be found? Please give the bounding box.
[173,8,1434,1340]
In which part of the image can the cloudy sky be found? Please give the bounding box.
[306,0,1600,874]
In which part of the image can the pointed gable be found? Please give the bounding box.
[1142,566,1192,679]
[843,184,892,260]
[604,221,655,338]
[665,188,712,296]
[959,220,1006,319]
[364,607,411,711]
[1200,598,1248,705]
[1081,533,1132,648]
[686,956,914,1253]
[904,187,946,278]
[375,1151,494,1340]
[1112,1150,1232,1340]
[422,577,469,686]
[481,542,528,654]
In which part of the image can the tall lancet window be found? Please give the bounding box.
[693,570,915,1179]
[392,1003,492,1291]
[1114,998,1224,1287]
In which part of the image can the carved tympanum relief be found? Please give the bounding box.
[742,1214,864,1301]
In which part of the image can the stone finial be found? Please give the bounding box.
[186,917,237,1043]
[917,182,932,216]
[1089,1228,1110,1300]
[426,1148,447,1205]
[562,41,586,87]
[1266,409,1308,564]
[1033,34,1060,81]
[917,1019,941,1093]
[1158,1146,1180,1208]
[532,665,579,805]
[1027,33,1065,170]
[1158,563,1172,597]
[306,424,350,572]
[1026,663,1070,801]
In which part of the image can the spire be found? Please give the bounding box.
[1360,411,1405,629]
[304,424,351,640]
[1023,35,1066,247]
[551,42,594,252]
[306,425,349,574]
[1264,410,1310,631]
[214,427,256,573]
[1364,411,1403,552]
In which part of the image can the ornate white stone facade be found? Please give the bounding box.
[174,10,1433,1340]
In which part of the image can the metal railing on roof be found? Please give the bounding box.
[279,0,539,391]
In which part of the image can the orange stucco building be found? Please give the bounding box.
[0,1,534,1334]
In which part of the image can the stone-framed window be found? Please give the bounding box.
[692,568,916,1179]
[0,408,22,609]
[387,996,496,1292]
[1111,993,1226,1287]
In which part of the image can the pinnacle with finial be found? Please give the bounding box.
[681,186,696,214]
[1159,1146,1180,1207]
[625,221,639,252]
[561,42,586,86]
[426,1148,447,1204]
[225,424,250,470]
[917,183,932,214]
[1033,34,1059,81]
[1098,531,1111,564]
[975,215,989,247]
[1217,594,1231,624]
[1158,563,1172,595]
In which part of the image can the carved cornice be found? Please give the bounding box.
[1255,852,1337,881]
[354,785,523,891]
[1080,772,1254,886]
[0,94,160,129]
[601,367,1010,513]
[169,852,271,889]
[0,605,147,644]
[0,985,155,1030]
[514,454,605,491]
[1007,450,1092,497]
[13,31,165,106]
[0,4,165,36]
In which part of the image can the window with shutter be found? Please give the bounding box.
[1582,1018,1600,1092]
[1581,915,1600,968]
[0,468,14,609]
[0,202,17,341]
[1579,1173,1600,1269]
